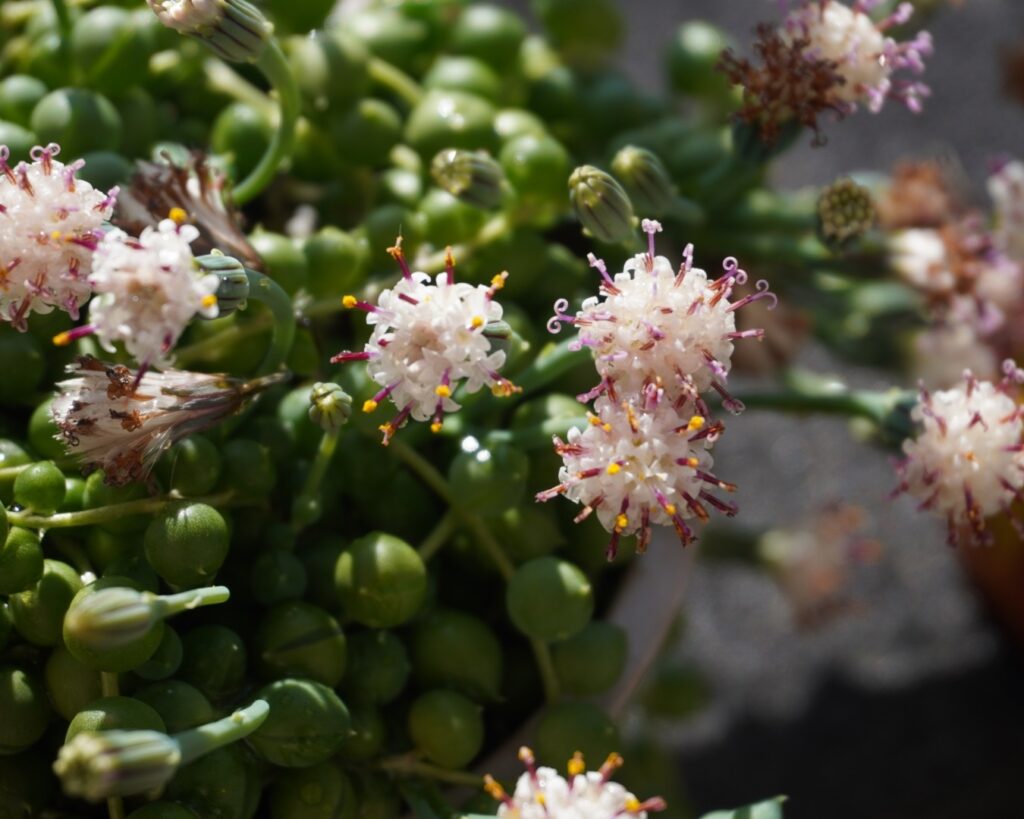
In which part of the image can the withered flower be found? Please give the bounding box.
[114,154,261,270]
[53,356,282,485]
[718,23,848,146]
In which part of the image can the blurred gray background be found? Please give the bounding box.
[500,2,1024,817]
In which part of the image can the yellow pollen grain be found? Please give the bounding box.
[52,331,72,347]
[688,415,706,431]
[665,503,677,515]
[201,294,218,309]
[342,295,358,308]
[431,421,443,434]
[491,272,507,289]
[568,753,585,777]
[484,775,505,800]
[470,316,484,329]
[435,385,452,398]
[615,513,628,531]
[606,463,621,475]
[169,207,188,225]
[363,400,378,413]
[626,798,641,813]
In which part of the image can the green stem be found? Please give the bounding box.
[155,586,231,618]
[0,464,31,480]
[101,672,119,699]
[529,639,561,704]
[417,511,457,561]
[175,700,270,765]
[50,0,73,73]
[291,427,340,533]
[7,491,237,530]
[378,755,483,788]
[367,57,424,107]
[232,40,300,205]
[244,268,296,376]
[204,57,277,117]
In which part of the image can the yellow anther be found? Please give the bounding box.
[362,399,378,413]
[431,421,443,434]
[602,423,612,432]
[615,514,628,532]
[379,423,394,435]
[603,752,624,772]
[567,752,586,777]
[625,798,642,813]
[535,794,546,806]
[50,231,63,241]
[687,415,706,432]
[52,331,72,347]
[518,746,535,763]
[201,294,218,309]
[685,457,699,468]
[342,295,358,308]
[470,315,485,329]
[445,247,456,269]
[664,503,677,516]
[169,207,188,225]
[588,414,602,426]
[606,463,621,475]
[483,775,506,801]
[386,238,404,260]
[490,271,508,290]
[435,384,452,398]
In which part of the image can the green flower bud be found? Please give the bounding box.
[817,177,876,247]
[64,585,229,657]
[147,0,272,63]
[55,730,181,802]
[196,252,249,316]
[431,149,506,210]
[54,699,269,801]
[569,165,636,244]
[308,383,353,433]
[611,146,676,217]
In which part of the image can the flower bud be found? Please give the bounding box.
[147,0,272,63]
[196,252,250,316]
[55,730,181,802]
[568,165,636,244]
[610,146,675,216]
[64,585,230,654]
[308,382,353,433]
[817,177,876,247]
[430,149,506,210]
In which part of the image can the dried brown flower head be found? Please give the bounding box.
[718,23,847,145]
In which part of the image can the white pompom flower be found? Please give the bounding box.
[487,748,665,819]
[896,362,1024,545]
[0,143,117,330]
[537,391,736,558]
[332,243,517,444]
[784,0,933,113]
[75,217,219,369]
[549,220,774,414]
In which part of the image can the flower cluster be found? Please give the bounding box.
[0,144,117,330]
[486,747,666,819]
[719,1,932,143]
[52,355,278,485]
[85,218,220,369]
[540,220,773,557]
[895,362,1024,546]
[332,242,517,444]
[891,159,1024,388]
